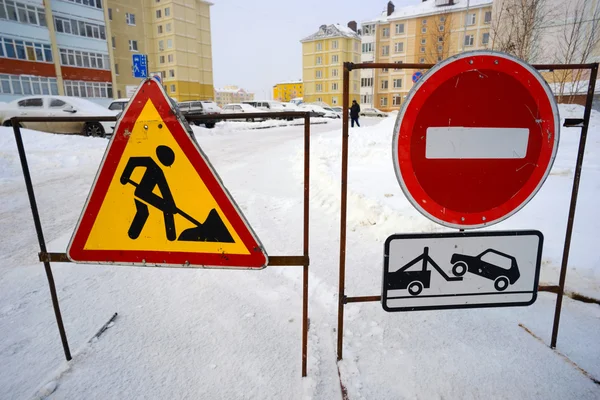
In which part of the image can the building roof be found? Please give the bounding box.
[362,0,493,24]
[215,87,250,94]
[301,23,360,42]
[273,80,303,86]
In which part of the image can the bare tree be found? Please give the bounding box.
[553,0,600,103]
[490,0,554,62]
[425,12,452,64]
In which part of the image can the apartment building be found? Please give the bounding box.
[214,85,254,107]
[360,0,493,111]
[0,0,114,102]
[272,80,303,102]
[0,0,214,103]
[301,23,361,106]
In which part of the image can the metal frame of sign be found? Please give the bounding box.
[381,230,543,312]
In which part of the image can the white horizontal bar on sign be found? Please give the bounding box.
[425,127,529,159]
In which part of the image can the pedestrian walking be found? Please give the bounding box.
[350,100,360,128]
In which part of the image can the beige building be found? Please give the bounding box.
[106,0,214,101]
[301,23,361,106]
[214,86,255,107]
[360,0,493,111]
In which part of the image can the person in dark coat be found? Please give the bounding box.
[350,100,360,127]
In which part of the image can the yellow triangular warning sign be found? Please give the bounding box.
[67,79,268,269]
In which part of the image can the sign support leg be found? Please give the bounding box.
[551,63,598,348]
[12,122,72,361]
[301,115,311,377]
[337,63,352,361]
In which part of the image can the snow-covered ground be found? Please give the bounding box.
[0,109,599,399]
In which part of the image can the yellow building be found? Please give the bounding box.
[301,23,361,106]
[273,81,303,102]
[360,0,493,111]
[106,0,214,101]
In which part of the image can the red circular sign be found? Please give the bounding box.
[393,51,559,229]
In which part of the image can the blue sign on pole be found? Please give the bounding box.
[132,54,148,78]
[412,71,423,83]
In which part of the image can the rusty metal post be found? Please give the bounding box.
[337,63,352,361]
[551,63,599,348]
[302,113,311,377]
[11,121,72,361]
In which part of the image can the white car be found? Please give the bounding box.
[300,104,339,119]
[243,100,286,113]
[1,96,119,137]
[221,103,266,121]
[108,98,130,112]
[360,107,388,117]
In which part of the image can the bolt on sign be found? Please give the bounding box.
[383,51,558,311]
[67,79,268,269]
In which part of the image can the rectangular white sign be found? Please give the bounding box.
[382,231,543,312]
[426,127,529,159]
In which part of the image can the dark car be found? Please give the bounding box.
[451,249,520,291]
[178,101,219,128]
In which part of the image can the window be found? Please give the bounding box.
[167,54,174,62]
[394,61,403,70]
[394,42,404,53]
[382,45,389,56]
[464,34,474,46]
[114,63,119,75]
[158,40,164,51]
[395,23,404,34]
[18,98,42,107]
[169,69,174,77]
[63,0,103,8]
[166,23,171,32]
[440,16,446,22]
[420,57,425,63]
[165,7,170,16]
[316,42,322,51]
[382,68,388,73]
[467,13,476,26]
[316,56,322,65]
[484,11,492,24]
[380,97,388,107]
[57,48,109,70]
[421,27,427,33]
[126,12,135,25]
[362,24,375,35]
[439,25,444,31]
[381,80,388,89]
[332,82,338,91]
[421,38,426,45]
[129,40,138,51]
[332,68,338,77]
[167,39,172,48]
[393,95,401,106]
[159,55,165,63]
[439,36,444,42]
[422,19,427,24]
[438,45,443,52]
[382,27,389,37]
[315,70,322,79]
[63,80,112,98]
[158,25,163,34]
[53,17,105,40]
[332,40,338,49]
[362,43,373,53]
[170,84,176,93]
[393,78,402,88]
[156,9,161,18]
[49,99,66,108]
[108,8,112,20]
[332,96,338,105]
[361,78,373,87]
[316,83,322,92]
[332,54,338,64]
[482,32,490,45]
[420,46,425,53]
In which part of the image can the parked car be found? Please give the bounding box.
[221,103,266,121]
[178,101,220,128]
[243,100,286,113]
[289,97,303,105]
[0,96,118,137]
[108,98,130,112]
[322,106,342,118]
[331,106,343,114]
[360,108,388,117]
[299,104,338,119]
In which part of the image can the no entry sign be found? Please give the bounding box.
[393,51,559,229]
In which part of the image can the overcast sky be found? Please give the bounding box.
[210,0,418,99]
